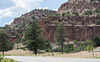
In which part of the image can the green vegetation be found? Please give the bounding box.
[95,9,100,15]
[96,20,100,25]
[91,0,100,2]
[66,12,72,17]
[84,11,92,15]
[0,58,17,62]
[62,13,65,17]
[98,0,100,2]
[4,25,11,31]
[45,18,51,23]
[71,22,75,26]
[63,44,74,53]
[23,20,50,55]
[96,9,100,13]
[91,36,100,47]
[0,51,17,62]
[82,21,85,25]
[0,30,14,55]
[72,12,79,16]
[32,16,35,19]
[52,40,93,53]
[55,23,65,54]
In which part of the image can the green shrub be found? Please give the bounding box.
[62,13,65,17]
[96,20,100,25]
[91,36,100,47]
[32,16,35,19]
[45,48,52,52]
[72,12,79,16]
[73,47,81,52]
[53,48,61,52]
[96,9,100,13]
[54,22,58,25]
[84,11,92,15]
[82,22,85,25]
[71,22,75,26]
[84,46,92,51]
[98,0,100,2]
[73,40,78,43]
[64,44,74,53]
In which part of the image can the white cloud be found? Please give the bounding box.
[37,7,48,10]
[0,0,43,23]
[43,7,48,9]
[52,9,58,11]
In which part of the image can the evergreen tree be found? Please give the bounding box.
[55,23,65,54]
[0,30,13,55]
[23,20,48,55]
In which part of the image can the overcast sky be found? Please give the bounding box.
[0,0,67,27]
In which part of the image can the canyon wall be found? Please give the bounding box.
[40,18,100,42]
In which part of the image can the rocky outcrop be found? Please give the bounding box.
[7,0,100,43]
[40,18,100,42]
[9,9,57,29]
[58,0,100,14]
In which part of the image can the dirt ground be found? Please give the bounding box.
[0,47,100,58]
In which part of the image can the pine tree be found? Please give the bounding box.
[0,30,13,55]
[55,23,65,54]
[23,20,48,55]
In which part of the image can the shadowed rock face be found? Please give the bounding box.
[58,0,100,14]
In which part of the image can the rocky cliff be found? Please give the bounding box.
[6,0,100,42]
[39,16,100,42]
[58,0,100,15]
[9,9,57,30]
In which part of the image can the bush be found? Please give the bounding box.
[72,12,79,16]
[84,11,92,15]
[62,13,65,17]
[45,48,52,52]
[32,16,35,19]
[84,46,92,51]
[96,20,100,25]
[82,22,85,25]
[71,22,75,26]
[91,36,100,47]
[64,44,74,53]
[73,47,81,52]
[73,40,78,43]
[96,9,100,13]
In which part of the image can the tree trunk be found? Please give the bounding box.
[92,43,95,58]
[34,48,37,55]
[61,43,63,54]
[2,50,4,55]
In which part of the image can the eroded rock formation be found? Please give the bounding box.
[39,16,100,42]
[58,0,100,14]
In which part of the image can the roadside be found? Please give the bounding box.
[1,47,100,58]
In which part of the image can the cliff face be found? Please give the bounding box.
[39,16,100,42]
[58,0,100,14]
[9,9,57,30]
[41,25,100,41]
[6,0,100,42]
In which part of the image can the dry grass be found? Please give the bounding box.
[0,48,100,58]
